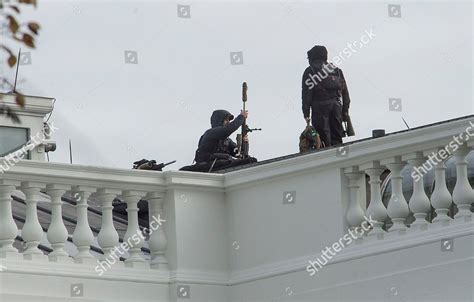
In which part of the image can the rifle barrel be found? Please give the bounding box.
[164,160,177,166]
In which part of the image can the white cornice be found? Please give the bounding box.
[1,160,167,192]
[0,93,54,117]
[164,171,225,191]
[0,259,170,284]
[169,269,229,286]
[2,161,227,192]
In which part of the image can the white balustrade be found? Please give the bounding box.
[0,155,172,288]
[344,167,365,232]
[96,189,121,261]
[428,149,453,225]
[383,157,410,233]
[0,179,168,268]
[363,161,387,239]
[72,186,96,263]
[345,143,473,240]
[404,152,431,230]
[21,182,47,260]
[46,184,71,262]
[0,180,21,259]
[452,144,474,221]
[147,192,168,270]
[123,191,147,268]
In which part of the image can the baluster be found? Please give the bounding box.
[404,152,431,230]
[96,189,120,262]
[363,162,387,239]
[469,140,474,214]
[72,186,96,263]
[21,182,47,260]
[45,184,71,262]
[344,167,365,234]
[428,149,453,225]
[0,180,21,259]
[123,191,147,268]
[452,144,474,221]
[147,192,168,270]
[383,157,410,233]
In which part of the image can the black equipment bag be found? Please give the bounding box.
[310,63,343,91]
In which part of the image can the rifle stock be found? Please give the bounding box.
[344,115,355,137]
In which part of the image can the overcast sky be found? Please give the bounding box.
[1,0,473,170]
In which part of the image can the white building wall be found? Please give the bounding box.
[226,167,345,273]
[227,235,474,301]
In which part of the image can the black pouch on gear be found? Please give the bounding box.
[310,63,342,91]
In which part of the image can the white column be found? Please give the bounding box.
[404,152,431,230]
[147,192,168,270]
[45,184,71,262]
[452,144,474,221]
[96,189,120,261]
[344,167,365,231]
[383,157,410,233]
[123,191,147,268]
[20,182,47,260]
[363,162,387,239]
[0,180,21,259]
[428,149,453,225]
[72,186,96,263]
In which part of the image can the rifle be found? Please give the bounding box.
[152,160,177,171]
[343,114,355,137]
[133,159,176,171]
[236,82,261,159]
[332,68,355,138]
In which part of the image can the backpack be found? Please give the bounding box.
[299,124,323,153]
[309,62,343,91]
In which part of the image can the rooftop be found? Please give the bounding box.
[218,114,474,173]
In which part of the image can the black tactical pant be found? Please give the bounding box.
[311,98,344,147]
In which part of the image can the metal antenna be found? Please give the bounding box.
[69,139,73,164]
[402,117,410,129]
[13,48,21,93]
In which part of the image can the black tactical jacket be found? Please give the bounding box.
[194,110,245,163]
[301,60,351,118]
